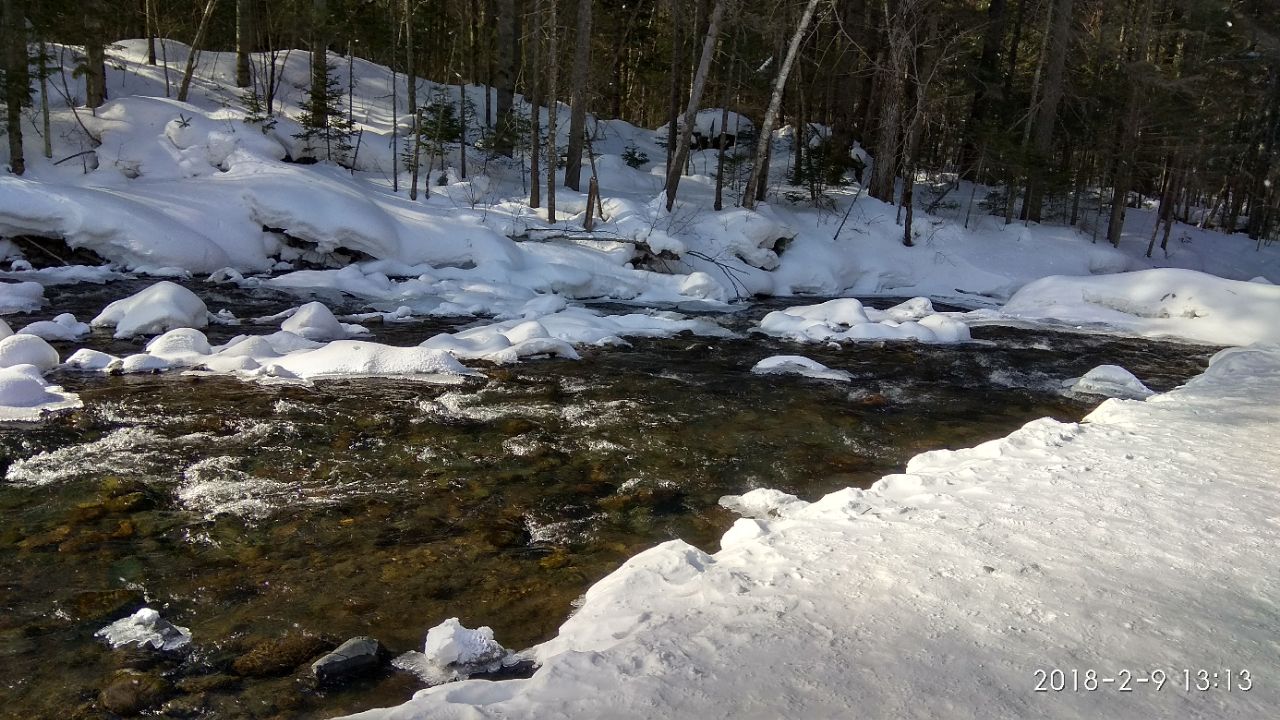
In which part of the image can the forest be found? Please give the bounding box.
[2,0,1278,248]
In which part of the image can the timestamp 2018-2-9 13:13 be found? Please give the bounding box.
[1033,668,1253,692]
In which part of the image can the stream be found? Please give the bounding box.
[0,279,1215,719]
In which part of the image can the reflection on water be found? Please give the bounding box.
[0,284,1214,718]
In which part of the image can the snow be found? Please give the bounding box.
[94,608,192,653]
[91,281,210,338]
[421,308,731,364]
[0,281,43,314]
[758,297,971,344]
[0,334,61,372]
[1066,365,1154,400]
[976,268,1280,346]
[280,301,370,340]
[260,341,477,381]
[750,355,852,382]
[341,344,1280,720]
[0,364,82,421]
[16,313,91,341]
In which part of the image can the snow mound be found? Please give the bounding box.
[17,313,91,341]
[750,355,852,382]
[0,364,82,421]
[758,298,970,344]
[1066,365,1154,400]
[261,341,478,380]
[996,268,1280,345]
[280,301,370,340]
[94,608,191,652]
[393,618,507,685]
[0,317,10,339]
[65,348,121,372]
[0,334,60,371]
[0,280,43,314]
[91,281,210,338]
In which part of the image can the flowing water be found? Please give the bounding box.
[0,280,1215,719]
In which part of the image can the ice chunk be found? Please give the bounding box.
[95,608,191,652]
[393,618,507,685]
[1067,365,1154,400]
[0,280,43,313]
[750,355,853,382]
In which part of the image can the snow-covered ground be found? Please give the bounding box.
[343,345,1280,719]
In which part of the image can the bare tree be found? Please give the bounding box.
[494,0,516,156]
[84,1,107,109]
[562,0,592,189]
[1023,0,1074,222]
[177,0,219,103]
[235,0,253,88]
[664,0,727,211]
[545,0,558,222]
[2,0,26,175]
[743,0,825,209]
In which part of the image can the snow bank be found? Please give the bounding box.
[991,268,1280,345]
[1066,365,1153,400]
[341,346,1280,720]
[750,355,852,382]
[261,341,475,380]
[0,364,81,421]
[758,297,971,344]
[94,608,191,652]
[91,281,209,338]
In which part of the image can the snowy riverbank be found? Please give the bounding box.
[343,343,1280,719]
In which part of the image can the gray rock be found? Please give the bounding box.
[311,636,383,684]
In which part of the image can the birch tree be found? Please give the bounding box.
[664,0,727,211]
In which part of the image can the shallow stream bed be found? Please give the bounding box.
[0,283,1215,719]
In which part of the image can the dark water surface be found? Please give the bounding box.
[0,280,1215,719]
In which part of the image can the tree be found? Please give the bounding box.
[177,0,219,103]
[664,0,726,211]
[562,0,592,189]
[236,0,253,88]
[493,0,516,156]
[1023,0,1074,222]
[2,0,28,175]
[83,0,106,109]
[743,0,825,209]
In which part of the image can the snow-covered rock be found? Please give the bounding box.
[758,298,971,344]
[94,608,191,652]
[1066,365,1154,400]
[750,355,852,382]
[65,348,121,372]
[0,334,60,371]
[17,313,91,341]
[280,301,369,341]
[91,281,209,338]
[0,364,81,421]
[718,488,804,519]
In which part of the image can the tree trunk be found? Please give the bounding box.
[2,0,26,175]
[406,0,419,199]
[177,0,219,103]
[869,1,908,203]
[1024,0,1074,222]
[494,0,515,156]
[958,0,1006,180]
[85,2,107,109]
[235,0,252,88]
[743,0,824,209]
[664,0,726,211]
[545,0,558,221]
[529,0,542,209]
[665,0,683,171]
[145,0,157,65]
[562,0,592,189]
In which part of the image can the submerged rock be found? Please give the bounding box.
[232,633,332,677]
[311,636,383,684]
[98,669,172,716]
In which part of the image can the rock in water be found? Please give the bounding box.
[1067,364,1154,400]
[99,669,172,716]
[311,636,384,684]
[94,607,191,652]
